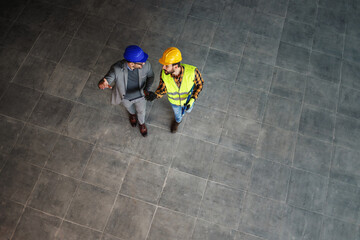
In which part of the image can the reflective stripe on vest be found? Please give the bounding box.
[161,64,196,106]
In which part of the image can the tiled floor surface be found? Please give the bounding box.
[1,0,360,239]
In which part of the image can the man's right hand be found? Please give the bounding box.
[98,78,112,89]
[145,91,157,101]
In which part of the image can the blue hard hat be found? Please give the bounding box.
[123,45,148,62]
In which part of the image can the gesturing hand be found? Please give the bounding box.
[98,78,112,89]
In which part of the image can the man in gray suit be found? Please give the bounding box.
[98,45,154,137]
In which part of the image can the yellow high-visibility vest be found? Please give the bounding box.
[161,64,196,106]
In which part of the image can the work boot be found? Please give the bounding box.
[129,114,137,127]
[171,120,180,133]
[139,123,148,137]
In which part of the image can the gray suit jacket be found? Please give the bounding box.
[104,60,154,105]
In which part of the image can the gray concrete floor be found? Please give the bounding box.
[1,0,360,239]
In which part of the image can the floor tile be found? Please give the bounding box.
[147,208,195,240]
[106,24,145,51]
[298,104,335,142]
[203,49,241,82]
[220,114,261,153]
[263,94,302,131]
[116,4,154,27]
[320,217,360,240]
[183,105,225,144]
[197,76,232,112]
[276,42,310,74]
[316,7,346,34]
[12,56,57,91]
[344,35,360,63]
[74,14,114,45]
[105,195,155,240]
[304,77,338,111]
[199,181,244,228]
[287,0,317,24]
[120,158,167,204]
[0,152,6,171]
[287,168,328,213]
[257,0,288,17]
[293,134,332,176]
[255,125,296,165]
[228,86,267,121]
[0,115,24,154]
[2,23,40,52]
[209,146,253,190]
[280,206,322,240]
[15,1,53,27]
[0,0,27,21]
[175,41,209,70]
[346,11,360,38]
[12,208,61,240]
[29,30,72,62]
[334,115,360,149]
[236,58,274,91]
[0,160,41,204]
[60,38,103,71]
[312,26,344,57]
[341,60,360,91]
[211,25,247,55]
[180,16,217,47]
[89,0,136,22]
[309,51,341,83]
[243,33,279,65]
[238,193,288,240]
[338,86,360,119]
[64,103,108,144]
[29,94,74,132]
[136,125,179,166]
[82,147,131,192]
[45,135,93,178]
[159,169,206,217]
[188,0,226,22]
[0,84,41,121]
[56,221,102,240]
[281,19,315,49]
[92,47,123,75]
[192,219,239,240]
[270,68,306,102]
[172,135,216,178]
[250,11,284,39]
[330,146,360,187]
[148,9,186,39]
[43,6,84,34]
[0,48,27,81]
[325,179,360,224]
[10,124,58,166]
[0,198,24,240]
[28,170,78,217]
[221,2,254,31]
[77,73,113,111]
[46,64,90,100]
[65,182,116,230]
[249,157,291,201]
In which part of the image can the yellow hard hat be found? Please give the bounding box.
[159,47,182,65]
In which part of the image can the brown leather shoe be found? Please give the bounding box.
[171,120,180,133]
[139,123,148,137]
[129,114,137,127]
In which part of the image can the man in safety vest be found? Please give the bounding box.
[145,47,204,133]
[98,45,154,137]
